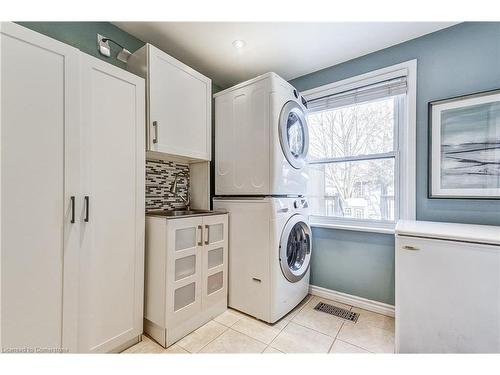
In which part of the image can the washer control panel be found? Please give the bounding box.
[275,198,309,215]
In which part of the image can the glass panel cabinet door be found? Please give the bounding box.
[166,216,203,325]
[201,215,228,310]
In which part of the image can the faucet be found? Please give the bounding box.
[169,171,190,210]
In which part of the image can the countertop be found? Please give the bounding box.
[146,209,227,219]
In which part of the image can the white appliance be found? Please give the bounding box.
[395,220,500,353]
[213,197,312,323]
[214,72,309,196]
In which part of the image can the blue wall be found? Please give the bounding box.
[16,22,145,70]
[311,228,395,304]
[290,22,500,305]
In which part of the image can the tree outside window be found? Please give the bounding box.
[307,97,398,222]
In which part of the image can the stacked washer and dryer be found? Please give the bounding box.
[213,72,312,323]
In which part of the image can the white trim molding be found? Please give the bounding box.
[310,217,395,234]
[302,60,417,232]
[309,285,395,317]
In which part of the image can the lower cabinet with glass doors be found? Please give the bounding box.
[144,213,228,347]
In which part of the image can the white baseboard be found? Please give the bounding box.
[309,285,395,317]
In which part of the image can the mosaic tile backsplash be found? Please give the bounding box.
[146,159,190,212]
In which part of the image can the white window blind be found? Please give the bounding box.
[307,76,407,112]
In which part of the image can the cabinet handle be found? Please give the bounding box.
[402,245,420,251]
[70,196,75,224]
[204,225,209,245]
[84,196,90,223]
[152,121,158,144]
[197,225,202,246]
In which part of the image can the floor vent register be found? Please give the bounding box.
[314,302,360,322]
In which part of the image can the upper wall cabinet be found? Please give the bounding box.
[128,44,212,161]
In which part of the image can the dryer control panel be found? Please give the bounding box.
[294,199,309,209]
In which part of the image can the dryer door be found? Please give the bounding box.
[278,101,309,169]
[279,214,312,283]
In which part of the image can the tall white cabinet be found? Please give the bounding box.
[78,55,145,353]
[0,23,145,353]
[1,21,81,352]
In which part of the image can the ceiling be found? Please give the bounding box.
[114,22,457,88]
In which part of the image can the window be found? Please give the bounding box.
[303,61,416,233]
[307,95,400,222]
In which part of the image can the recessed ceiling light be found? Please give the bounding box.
[232,39,246,49]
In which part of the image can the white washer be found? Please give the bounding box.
[213,197,312,323]
[214,72,309,196]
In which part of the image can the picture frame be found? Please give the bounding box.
[428,88,500,199]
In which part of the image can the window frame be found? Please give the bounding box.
[302,60,417,234]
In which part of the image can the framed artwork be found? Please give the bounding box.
[429,89,500,199]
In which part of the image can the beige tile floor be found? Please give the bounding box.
[122,294,394,354]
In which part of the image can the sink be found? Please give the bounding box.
[147,209,222,218]
[166,210,212,216]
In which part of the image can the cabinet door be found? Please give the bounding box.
[0,22,80,352]
[396,235,500,353]
[166,217,204,325]
[201,215,228,309]
[148,45,211,160]
[78,55,145,353]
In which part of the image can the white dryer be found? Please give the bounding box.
[213,197,311,323]
[214,72,309,196]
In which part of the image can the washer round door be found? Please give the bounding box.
[278,101,309,169]
[279,214,312,283]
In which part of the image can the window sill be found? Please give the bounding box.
[309,217,396,234]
